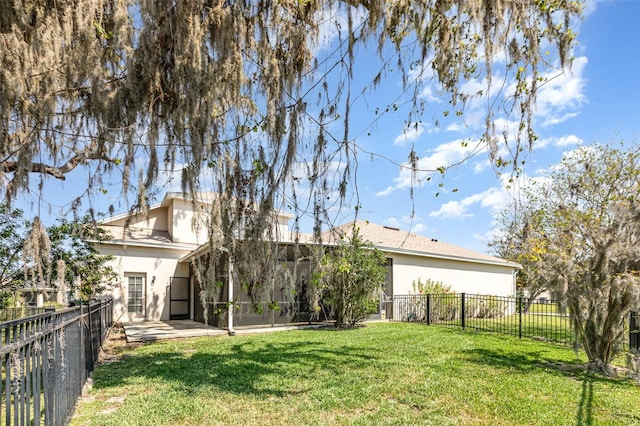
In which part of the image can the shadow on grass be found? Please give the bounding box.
[576,378,593,426]
[93,338,378,398]
[461,347,640,426]
[461,346,632,385]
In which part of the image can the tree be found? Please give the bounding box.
[1,0,582,308]
[0,209,116,304]
[48,219,118,301]
[495,142,640,374]
[1,2,581,204]
[0,204,27,289]
[490,202,553,311]
[312,227,387,327]
[0,204,28,307]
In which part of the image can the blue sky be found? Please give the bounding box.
[19,0,640,254]
[329,0,640,252]
[296,0,640,252]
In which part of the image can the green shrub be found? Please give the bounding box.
[411,277,452,295]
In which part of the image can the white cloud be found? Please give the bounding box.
[535,56,588,126]
[393,123,425,146]
[428,187,508,220]
[473,227,501,248]
[411,223,427,233]
[542,112,580,126]
[554,134,583,147]
[480,188,509,214]
[473,159,491,174]
[418,84,442,104]
[438,56,586,136]
[386,215,429,234]
[537,134,584,150]
[428,200,473,219]
[311,5,368,54]
[376,185,396,197]
[376,139,476,196]
[446,122,467,132]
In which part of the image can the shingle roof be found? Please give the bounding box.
[101,225,173,243]
[322,220,519,268]
[99,225,197,251]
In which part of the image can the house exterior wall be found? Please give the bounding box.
[97,243,192,322]
[107,207,168,231]
[387,252,516,297]
[168,198,208,245]
[95,193,518,326]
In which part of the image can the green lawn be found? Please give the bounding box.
[464,312,574,344]
[71,322,639,426]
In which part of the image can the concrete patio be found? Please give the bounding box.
[122,320,330,342]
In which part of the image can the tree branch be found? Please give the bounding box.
[1,152,118,180]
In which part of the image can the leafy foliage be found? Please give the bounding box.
[48,218,118,301]
[0,204,27,291]
[1,207,117,302]
[411,277,452,294]
[493,142,640,374]
[490,204,551,311]
[312,227,387,327]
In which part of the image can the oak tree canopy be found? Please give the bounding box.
[1,0,581,220]
[1,1,582,310]
[491,142,640,374]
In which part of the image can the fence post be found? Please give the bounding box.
[461,293,466,330]
[518,296,523,339]
[426,294,431,325]
[631,311,639,351]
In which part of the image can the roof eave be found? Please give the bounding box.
[373,245,521,269]
[95,239,198,252]
[176,239,520,270]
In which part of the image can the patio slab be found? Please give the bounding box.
[122,320,332,342]
[122,320,227,342]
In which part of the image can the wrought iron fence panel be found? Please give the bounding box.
[394,293,633,352]
[0,298,112,425]
[0,308,47,323]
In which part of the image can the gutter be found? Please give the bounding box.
[95,239,198,252]
[373,245,522,269]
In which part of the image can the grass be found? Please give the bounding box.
[71,322,639,426]
[465,312,574,344]
[526,303,563,315]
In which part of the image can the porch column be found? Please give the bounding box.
[228,256,236,336]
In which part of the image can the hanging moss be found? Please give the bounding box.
[1,0,582,312]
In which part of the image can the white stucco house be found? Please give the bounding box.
[326,221,518,297]
[95,192,520,327]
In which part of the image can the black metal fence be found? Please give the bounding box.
[394,293,636,351]
[0,308,48,323]
[0,298,113,425]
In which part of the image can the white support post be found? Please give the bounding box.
[228,256,236,336]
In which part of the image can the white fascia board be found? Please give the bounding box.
[375,245,522,270]
[96,239,198,252]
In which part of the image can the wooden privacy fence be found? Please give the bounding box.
[0,298,113,425]
[394,293,636,352]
